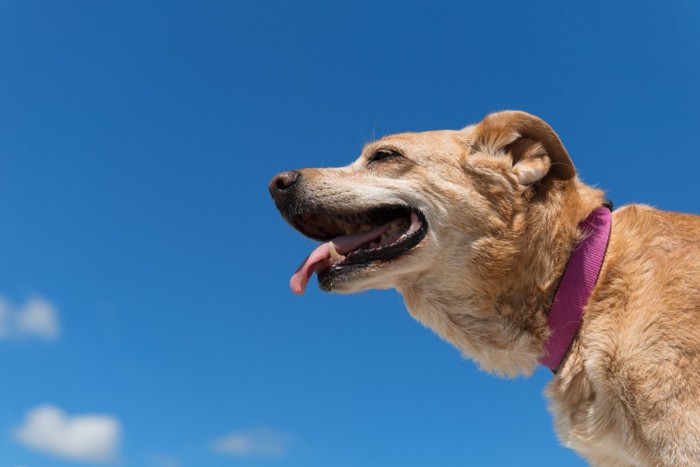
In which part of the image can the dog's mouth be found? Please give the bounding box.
[288,206,428,294]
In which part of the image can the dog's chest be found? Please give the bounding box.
[563,427,635,465]
[548,382,641,466]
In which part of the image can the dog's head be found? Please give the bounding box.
[270,111,578,296]
[270,111,606,375]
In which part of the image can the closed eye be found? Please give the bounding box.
[369,149,403,163]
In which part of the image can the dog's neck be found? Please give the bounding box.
[538,206,611,371]
[399,182,606,377]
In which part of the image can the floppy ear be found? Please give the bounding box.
[470,111,576,185]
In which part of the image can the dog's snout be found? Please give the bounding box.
[269,170,301,202]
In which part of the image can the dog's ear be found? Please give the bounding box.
[469,111,576,184]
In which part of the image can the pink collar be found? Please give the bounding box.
[538,206,612,372]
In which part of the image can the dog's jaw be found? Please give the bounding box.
[318,262,392,293]
[317,230,434,294]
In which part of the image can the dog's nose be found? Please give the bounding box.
[269,170,300,202]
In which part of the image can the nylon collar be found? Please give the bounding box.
[538,206,612,372]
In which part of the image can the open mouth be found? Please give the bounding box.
[287,206,428,294]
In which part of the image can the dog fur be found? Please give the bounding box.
[270,111,700,466]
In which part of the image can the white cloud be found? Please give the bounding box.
[0,295,60,341]
[211,427,291,457]
[15,405,121,463]
[15,297,60,338]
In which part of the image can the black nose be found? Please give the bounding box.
[269,170,300,202]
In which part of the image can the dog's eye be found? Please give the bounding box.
[369,149,402,163]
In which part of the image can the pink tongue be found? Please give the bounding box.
[289,222,394,295]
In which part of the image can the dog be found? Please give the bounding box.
[269,111,700,466]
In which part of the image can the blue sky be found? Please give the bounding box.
[1,1,698,465]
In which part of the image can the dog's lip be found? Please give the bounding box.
[289,208,428,294]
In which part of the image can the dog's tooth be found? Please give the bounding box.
[360,224,371,232]
[343,224,353,235]
[369,242,378,248]
[329,241,342,261]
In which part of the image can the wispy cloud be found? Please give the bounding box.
[211,427,292,458]
[14,405,121,463]
[0,295,60,341]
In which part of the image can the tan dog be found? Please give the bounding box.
[269,111,700,466]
